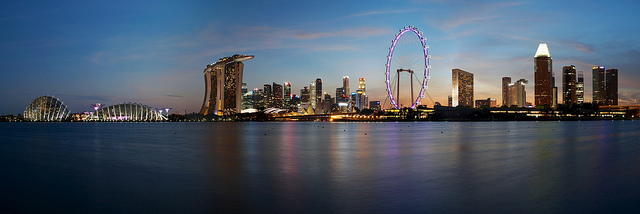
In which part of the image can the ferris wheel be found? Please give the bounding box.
[385,26,431,109]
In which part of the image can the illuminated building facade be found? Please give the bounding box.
[605,69,618,105]
[452,68,474,107]
[592,66,606,104]
[534,43,553,106]
[23,95,71,122]
[263,84,272,107]
[358,78,368,108]
[502,77,511,107]
[369,101,381,111]
[315,78,323,108]
[272,82,283,108]
[343,76,350,95]
[508,79,528,107]
[87,103,166,121]
[475,98,497,108]
[200,54,254,115]
[284,82,291,109]
[562,65,577,105]
[310,82,316,109]
[577,71,584,104]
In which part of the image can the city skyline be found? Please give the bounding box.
[1,0,640,114]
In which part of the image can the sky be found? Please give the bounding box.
[1,0,640,114]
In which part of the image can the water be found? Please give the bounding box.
[1,121,640,213]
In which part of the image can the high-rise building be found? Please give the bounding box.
[300,86,310,103]
[284,82,291,109]
[562,65,577,105]
[355,89,364,110]
[253,88,265,109]
[534,43,553,107]
[200,54,254,115]
[343,76,350,94]
[605,69,618,105]
[315,78,323,107]
[508,79,528,107]
[310,82,316,109]
[592,66,606,104]
[577,71,584,104]
[502,77,511,107]
[447,95,452,107]
[272,82,283,108]
[263,84,272,107]
[358,78,368,108]
[452,68,474,107]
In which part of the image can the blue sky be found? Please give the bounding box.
[1,0,639,114]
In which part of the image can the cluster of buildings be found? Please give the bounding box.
[199,55,379,116]
[449,43,619,109]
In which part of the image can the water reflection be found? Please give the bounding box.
[1,121,640,213]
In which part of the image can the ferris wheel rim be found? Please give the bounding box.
[385,26,430,109]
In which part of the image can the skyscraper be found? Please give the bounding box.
[200,54,254,115]
[284,82,291,109]
[502,77,511,107]
[592,66,605,104]
[343,76,350,94]
[310,82,316,109]
[562,65,577,105]
[272,82,283,108]
[605,69,618,105]
[534,43,552,107]
[300,86,310,103]
[358,78,368,108]
[263,84,272,107]
[508,79,528,107]
[452,68,474,107]
[577,71,584,104]
[315,78,323,107]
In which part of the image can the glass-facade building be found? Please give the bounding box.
[452,68,474,107]
[534,43,553,106]
[87,103,166,121]
[23,96,71,122]
[200,54,253,116]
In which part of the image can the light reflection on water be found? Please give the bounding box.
[1,121,640,213]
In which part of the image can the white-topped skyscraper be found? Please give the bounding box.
[534,43,553,107]
[200,54,254,116]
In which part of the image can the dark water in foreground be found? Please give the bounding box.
[1,121,640,213]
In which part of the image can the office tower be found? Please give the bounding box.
[577,71,584,104]
[592,66,606,104]
[242,83,248,94]
[350,92,357,110]
[355,89,364,110]
[284,82,291,109]
[358,78,368,108]
[508,79,528,107]
[272,82,283,108]
[447,95,452,107]
[310,82,316,109]
[502,77,511,107]
[200,54,253,115]
[264,84,273,108]
[315,78,323,107]
[534,43,552,106]
[605,69,618,105]
[343,76,350,94]
[562,65,577,105]
[300,86,310,103]
[253,88,265,109]
[324,92,332,105]
[452,68,474,107]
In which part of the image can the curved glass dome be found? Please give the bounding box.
[87,103,167,121]
[23,96,71,121]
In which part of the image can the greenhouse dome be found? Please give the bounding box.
[23,96,71,122]
[87,103,167,122]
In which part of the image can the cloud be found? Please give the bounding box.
[164,95,183,98]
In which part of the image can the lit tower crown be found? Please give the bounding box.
[535,43,551,58]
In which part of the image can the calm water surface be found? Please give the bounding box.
[1,121,640,213]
